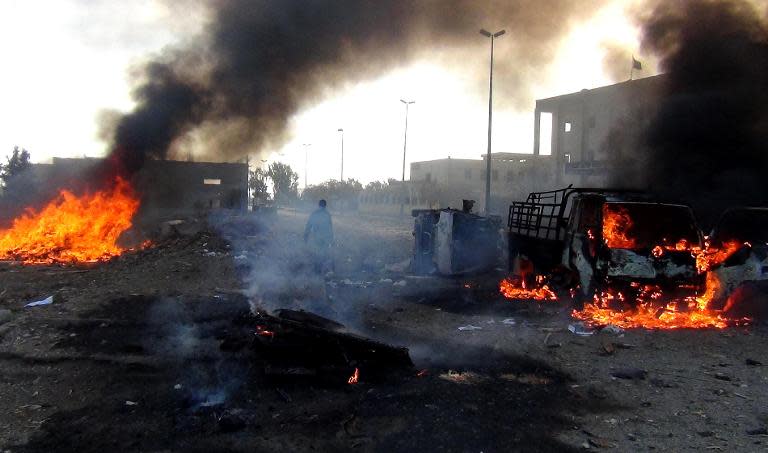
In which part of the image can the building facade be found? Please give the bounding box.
[3,157,248,223]
[534,75,663,187]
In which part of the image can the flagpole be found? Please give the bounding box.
[630,55,634,80]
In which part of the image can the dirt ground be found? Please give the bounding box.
[0,209,767,452]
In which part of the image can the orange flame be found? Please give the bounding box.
[347,367,359,384]
[571,284,730,330]
[602,205,636,249]
[695,239,744,273]
[0,177,140,264]
[500,276,557,301]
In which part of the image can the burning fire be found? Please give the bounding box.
[347,367,359,384]
[502,207,754,329]
[571,283,730,330]
[602,205,636,249]
[696,239,744,273]
[255,325,276,338]
[0,177,140,264]
[500,275,557,301]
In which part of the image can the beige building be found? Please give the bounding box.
[534,75,663,187]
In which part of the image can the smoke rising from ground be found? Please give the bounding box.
[636,0,768,224]
[105,0,605,173]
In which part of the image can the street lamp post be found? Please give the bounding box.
[400,99,415,216]
[337,128,344,181]
[480,28,505,215]
[302,143,311,189]
[400,99,415,182]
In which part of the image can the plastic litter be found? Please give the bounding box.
[25,296,53,307]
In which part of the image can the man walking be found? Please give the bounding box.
[304,199,334,273]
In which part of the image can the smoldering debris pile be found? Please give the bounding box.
[241,309,413,385]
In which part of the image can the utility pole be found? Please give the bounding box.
[400,99,415,216]
[302,143,311,189]
[480,28,505,215]
[337,128,344,181]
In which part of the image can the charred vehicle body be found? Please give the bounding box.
[706,207,768,310]
[508,186,705,299]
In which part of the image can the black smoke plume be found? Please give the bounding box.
[638,0,768,225]
[104,0,604,176]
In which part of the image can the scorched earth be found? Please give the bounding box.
[0,210,766,452]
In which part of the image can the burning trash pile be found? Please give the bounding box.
[0,177,142,264]
[503,188,764,330]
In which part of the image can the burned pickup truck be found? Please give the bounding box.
[508,186,705,299]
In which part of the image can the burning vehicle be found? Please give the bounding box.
[704,207,768,312]
[507,186,704,300]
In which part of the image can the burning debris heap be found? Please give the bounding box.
[0,177,140,264]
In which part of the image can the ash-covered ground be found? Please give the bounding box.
[0,210,766,452]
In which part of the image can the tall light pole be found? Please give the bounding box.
[399,99,415,216]
[480,28,505,214]
[400,99,415,182]
[337,128,344,181]
[302,143,311,189]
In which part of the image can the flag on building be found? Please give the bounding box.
[632,56,642,70]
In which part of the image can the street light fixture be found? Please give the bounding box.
[400,99,415,182]
[480,28,505,214]
[337,128,344,181]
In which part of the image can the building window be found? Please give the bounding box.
[464,169,472,180]
[425,173,431,182]
[588,116,596,128]
[492,170,498,181]
[203,178,221,185]
[564,153,572,163]
[506,170,514,182]
[564,122,572,132]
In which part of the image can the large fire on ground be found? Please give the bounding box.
[501,206,752,330]
[0,177,140,264]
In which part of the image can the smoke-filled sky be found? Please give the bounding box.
[2,0,649,186]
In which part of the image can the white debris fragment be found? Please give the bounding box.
[234,254,248,261]
[174,384,182,390]
[394,280,407,287]
[457,325,483,331]
[502,318,517,325]
[379,278,393,284]
[25,296,53,307]
[125,400,139,406]
[568,322,595,336]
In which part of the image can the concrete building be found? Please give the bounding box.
[534,75,663,186]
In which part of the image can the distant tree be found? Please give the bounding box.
[301,178,363,210]
[0,146,31,189]
[364,180,388,191]
[249,167,270,205]
[266,162,299,205]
